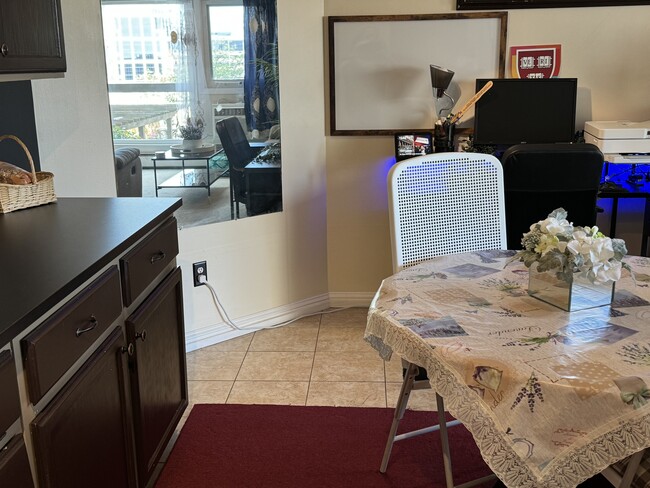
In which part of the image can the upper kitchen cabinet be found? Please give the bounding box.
[0,0,66,73]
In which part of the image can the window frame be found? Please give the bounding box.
[202,0,245,89]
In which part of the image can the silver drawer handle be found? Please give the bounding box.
[1,44,8,57]
[76,315,98,337]
[150,251,166,264]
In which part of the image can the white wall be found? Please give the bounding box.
[325,0,650,296]
[27,0,329,351]
[31,0,116,197]
[180,0,329,349]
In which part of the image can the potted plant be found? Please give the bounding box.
[511,208,630,311]
[177,117,204,150]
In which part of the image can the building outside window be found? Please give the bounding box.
[206,4,245,83]
[102,2,186,143]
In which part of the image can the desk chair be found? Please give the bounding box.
[384,152,507,488]
[215,117,258,219]
[500,143,604,250]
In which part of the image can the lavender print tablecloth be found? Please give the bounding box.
[365,250,650,488]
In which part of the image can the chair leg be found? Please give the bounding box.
[437,393,455,488]
[230,181,235,220]
[437,393,497,488]
[380,361,418,473]
[619,449,644,488]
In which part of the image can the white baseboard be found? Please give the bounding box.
[328,291,375,308]
[185,293,330,352]
[185,291,376,352]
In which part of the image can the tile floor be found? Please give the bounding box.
[154,307,439,482]
[183,306,438,414]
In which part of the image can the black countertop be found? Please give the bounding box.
[0,197,182,346]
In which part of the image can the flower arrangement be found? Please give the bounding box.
[512,208,629,285]
[177,117,204,140]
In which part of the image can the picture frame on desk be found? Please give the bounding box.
[394,132,433,161]
[457,0,650,9]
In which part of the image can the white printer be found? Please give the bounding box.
[584,120,650,163]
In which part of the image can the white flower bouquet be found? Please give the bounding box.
[513,208,630,285]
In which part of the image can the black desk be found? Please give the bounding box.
[599,165,650,256]
[242,144,281,218]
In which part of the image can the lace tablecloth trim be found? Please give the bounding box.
[365,310,650,488]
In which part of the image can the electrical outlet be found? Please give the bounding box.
[193,261,207,287]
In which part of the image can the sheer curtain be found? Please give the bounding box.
[243,0,279,137]
[175,0,211,138]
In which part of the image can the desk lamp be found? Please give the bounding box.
[430,64,455,120]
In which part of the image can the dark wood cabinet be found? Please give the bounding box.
[30,327,136,488]
[126,266,188,488]
[0,0,66,73]
[0,349,21,440]
[0,435,35,488]
[0,199,184,488]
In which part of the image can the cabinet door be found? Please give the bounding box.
[126,266,187,488]
[0,0,66,73]
[0,435,35,488]
[30,327,136,488]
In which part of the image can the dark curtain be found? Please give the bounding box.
[243,0,279,133]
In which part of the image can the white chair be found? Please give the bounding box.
[383,152,507,488]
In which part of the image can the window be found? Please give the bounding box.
[206,4,245,82]
[102,2,186,143]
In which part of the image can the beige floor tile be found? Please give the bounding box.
[311,351,385,382]
[385,357,405,383]
[320,307,369,327]
[285,315,322,327]
[316,325,375,353]
[227,381,308,405]
[236,351,314,381]
[386,382,440,411]
[249,321,319,352]
[186,349,245,381]
[306,381,386,407]
[188,380,233,405]
[203,333,254,352]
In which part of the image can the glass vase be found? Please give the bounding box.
[527,263,615,312]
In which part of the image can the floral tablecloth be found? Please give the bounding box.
[365,250,650,488]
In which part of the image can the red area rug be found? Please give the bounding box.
[155,404,495,488]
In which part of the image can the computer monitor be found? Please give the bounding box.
[472,78,577,146]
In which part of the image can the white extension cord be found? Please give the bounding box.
[197,275,352,331]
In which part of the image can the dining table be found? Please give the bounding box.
[365,250,650,488]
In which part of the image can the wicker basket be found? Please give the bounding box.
[0,135,56,214]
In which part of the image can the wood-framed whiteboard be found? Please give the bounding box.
[328,13,508,136]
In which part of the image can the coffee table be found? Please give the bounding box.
[151,149,228,196]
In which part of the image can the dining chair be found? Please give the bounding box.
[215,117,258,219]
[383,152,507,488]
[500,143,604,250]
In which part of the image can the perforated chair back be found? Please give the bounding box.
[388,152,507,272]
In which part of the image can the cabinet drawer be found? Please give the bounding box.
[120,217,178,306]
[21,266,122,404]
[0,435,34,488]
[0,349,21,440]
